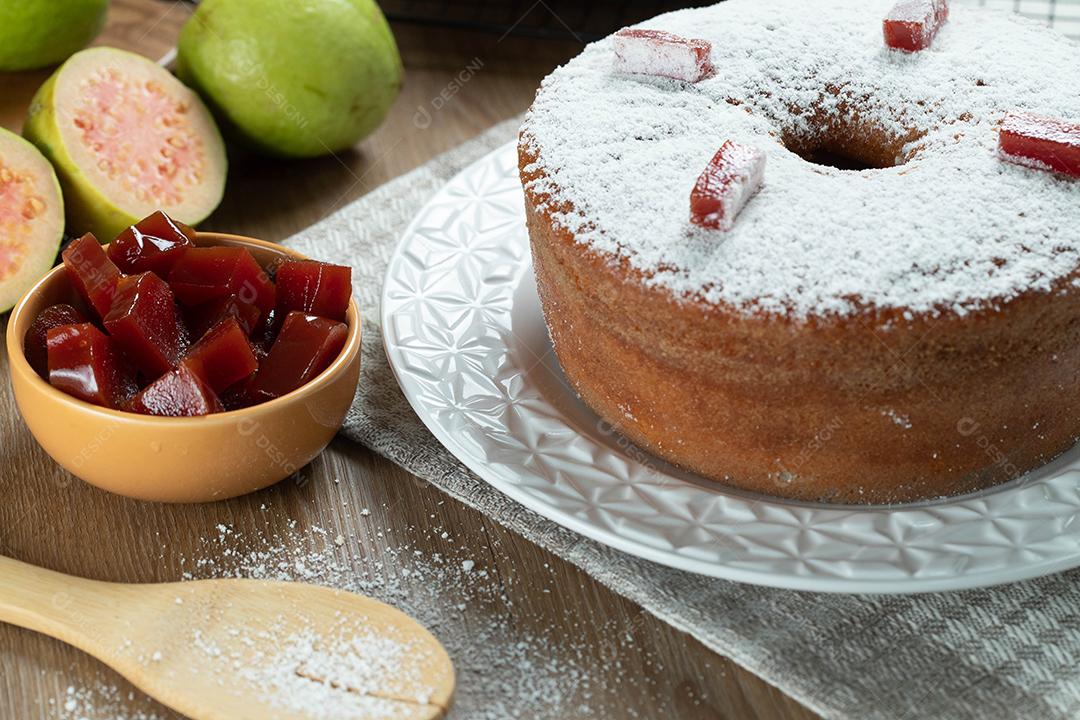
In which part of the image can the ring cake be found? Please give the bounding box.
[519,0,1080,503]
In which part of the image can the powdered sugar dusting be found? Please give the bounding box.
[887,0,947,25]
[50,685,165,720]
[998,146,1054,172]
[190,619,429,718]
[1001,111,1080,147]
[521,0,1080,319]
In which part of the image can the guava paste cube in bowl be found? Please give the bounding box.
[103,272,189,380]
[47,322,136,408]
[168,247,276,316]
[24,303,86,378]
[181,316,258,393]
[108,210,195,276]
[275,260,352,322]
[62,233,122,318]
[129,363,223,417]
[253,308,278,358]
[219,378,257,411]
[248,311,348,402]
[185,293,262,339]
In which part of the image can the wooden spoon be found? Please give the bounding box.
[0,555,454,719]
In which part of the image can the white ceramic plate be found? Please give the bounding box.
[381,142,1080,593]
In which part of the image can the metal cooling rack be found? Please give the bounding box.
[964,0,1080,37]
[170,0,1080,40]
[377,0,688,41]
[376,0,1080,40]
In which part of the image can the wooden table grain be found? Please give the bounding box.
[0,2,819,718]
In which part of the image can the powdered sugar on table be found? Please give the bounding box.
[521,0,1080,319]
[48,510,673,719]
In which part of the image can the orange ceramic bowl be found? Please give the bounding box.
[5,232,361,503]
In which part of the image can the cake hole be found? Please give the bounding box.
[781,114,922,171]
[799,146,887,171]
[783,133,908,170]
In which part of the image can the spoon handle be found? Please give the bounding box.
[0,555,110,648]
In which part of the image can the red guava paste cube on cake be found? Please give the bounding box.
[247,312,348,401]
[47,323,135,408]
[24,303,86,378]
[998,111,1080,178]
[275,260,352,322]
[185,293,262,339]
[181,317,258,393]
[129,364,224,417]
[62,233,122,318]
[168,247,276,316]
[107,210,195,276]
[884,0,949,52]
[103,272,189,379]
[613,28,713,83]
[690,141,767,231]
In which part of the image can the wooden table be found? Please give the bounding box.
[0,3,817,718]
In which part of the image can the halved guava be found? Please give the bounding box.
[0,127,64,313]
[23,47,227,243]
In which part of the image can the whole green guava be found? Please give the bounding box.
[176,0,404,158]
[0,0,109,71]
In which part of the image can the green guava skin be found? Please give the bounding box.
[0,127,64,313]
[0,0,109,71]
[176,0,404,158]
